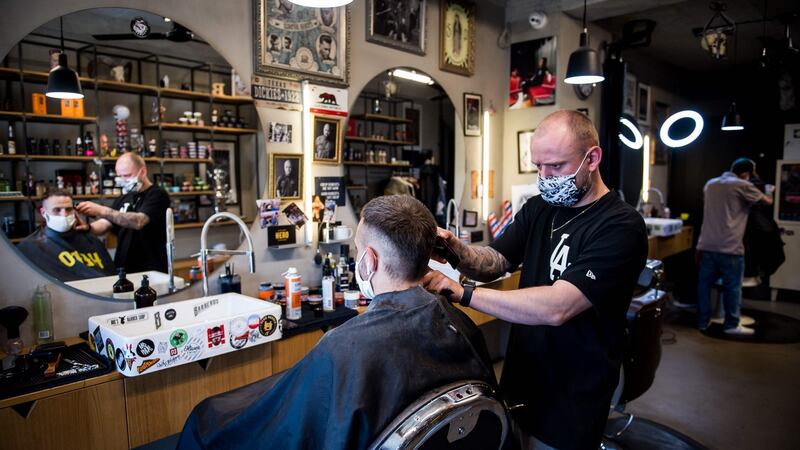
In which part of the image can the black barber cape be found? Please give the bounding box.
[111,185,170,273]
[491,192,647,450]
[178,286,496,450]
[17,226,115,282]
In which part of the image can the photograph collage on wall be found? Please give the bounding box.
[509,36,557,109]
[255,0,349,86]
[367,0,426,55]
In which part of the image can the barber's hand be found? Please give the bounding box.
[74,214,90,232]
[75,201,110,218]
[423,269,463,303]
[431,227,460,264]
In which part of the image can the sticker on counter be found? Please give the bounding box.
[137,358,160,374]
[106,338,115,361]
[155,336,203,369]
[259,315,278,337]
[154,311,162,330]
[230,331,248,349]
[170,329,188,348]
[194,298,219,317]
[115,348,125,371]
[207,325,225,348]
[158,341,168,354]
[93,326,105,354]
[108,312,148,326]
[247,314,260,330]
[88,332,96,352]
[165,309,176,321]
[125,344,137,370]
[249,330,261,343]
[231,317,247,336]
[170,347,178,356]
[136,339,155,358]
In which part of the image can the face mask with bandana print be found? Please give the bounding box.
[538,151,591,207]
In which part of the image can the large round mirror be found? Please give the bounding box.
[343,68,455,227]
[0,8,260,299]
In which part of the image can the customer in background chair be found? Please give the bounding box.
[177,195,496,450]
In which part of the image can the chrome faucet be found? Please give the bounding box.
[199,212,256,297]
[166,208,176,293]
[446,199,460,238]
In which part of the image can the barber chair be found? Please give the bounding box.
[369,380,510,450]
[605,259,668,438]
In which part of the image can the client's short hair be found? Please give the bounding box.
[731,157,756,176]
[360,195,437,281]
[42,188,73,207]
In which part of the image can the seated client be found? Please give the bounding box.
[178,195,496,449]
[18,189,114,282]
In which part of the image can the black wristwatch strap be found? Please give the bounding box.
[460,280,476,307]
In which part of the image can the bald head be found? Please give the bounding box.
[535,110,599,156]
[115,152,151,190]
[117,152,146,170]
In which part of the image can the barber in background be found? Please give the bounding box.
[76,152,170,273]
[425,110,648,449]
[18,189,114,282]
[696,158,774,335]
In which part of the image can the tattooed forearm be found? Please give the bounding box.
[102,209,150,230]
[456,244,513,282]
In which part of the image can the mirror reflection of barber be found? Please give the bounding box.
[75,153,170,273]
[17,189,114,282]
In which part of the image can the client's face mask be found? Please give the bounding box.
[538,151,591,207]
[45,213,76,233]
[355,249,376,299]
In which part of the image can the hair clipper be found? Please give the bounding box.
[433,236,460,269]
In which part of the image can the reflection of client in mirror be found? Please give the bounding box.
[75,153,171,273]
[17,189,114,282]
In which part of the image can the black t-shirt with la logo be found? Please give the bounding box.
[111,185,170,273]
[490,191,647,449]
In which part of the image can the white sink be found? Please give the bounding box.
[66,271,186,297]
[87,293,282,377]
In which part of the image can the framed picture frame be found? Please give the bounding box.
[270,153,303,200]
[439,0,475,76]
[517,129,537,174]
[509,36,557,109]
[312,115,343,164]
[254,0,350,87]
[463,93,482,136]
[462,209,478,228]
[172,199,199,224]
[623,72,637,117]
[366,0,426,55]
[638,83,651,125]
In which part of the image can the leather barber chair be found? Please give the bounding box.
[369,380,510,450]
[606,259,668,438]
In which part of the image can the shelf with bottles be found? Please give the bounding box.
[342,161,412,168]
[348,113,412,124]
[0,68,253,105]
[0,110,97,125]
[343,136,415,146]
[0,153,213,164]
[0,191,215,202]
[143,122,257,135]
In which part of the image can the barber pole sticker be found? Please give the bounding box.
[207,325,225,348]
[137,358,160,374]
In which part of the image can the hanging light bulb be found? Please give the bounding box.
[289,0,353,6]
[721,102,744,131]
[46,17,83,100]
[565,0,604,85]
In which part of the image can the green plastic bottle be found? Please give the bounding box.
[33,285,54,344]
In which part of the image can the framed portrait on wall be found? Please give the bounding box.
[367,0,426,55]
[623,72,637,117]
[312,115,342,164]
[517,129,537,174]
[271,153,303,200]
[509,36,557,109]
[254,0,350,86]
[439,0,475,76]
[463,93,482,136]
[638,83,651,125]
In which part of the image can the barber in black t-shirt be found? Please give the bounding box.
[76,152,170,273]
[424,110,648,449]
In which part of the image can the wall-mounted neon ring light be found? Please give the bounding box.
[619,117,643,149]
[659,110,704,148]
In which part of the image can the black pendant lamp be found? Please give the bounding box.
[721,102,744,131]
[46,17,83,100]
[565,0,605,85]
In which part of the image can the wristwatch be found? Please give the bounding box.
[460,280,476,307]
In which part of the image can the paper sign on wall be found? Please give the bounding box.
[315,177,346,206]
[308,84,348,117]
[251,76,302,111]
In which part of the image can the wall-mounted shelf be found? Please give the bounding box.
[144,123,257,135]
[0,155,212,164]
[344,136,415,146]
[349,113,411,124]
[0,110,97,124]
[343,161,412,168]
[0,194,102,202]
[268,243,308,250]
[173,217,252,230]
[168,190,214,197]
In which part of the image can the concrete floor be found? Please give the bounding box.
[491,298,800,450]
